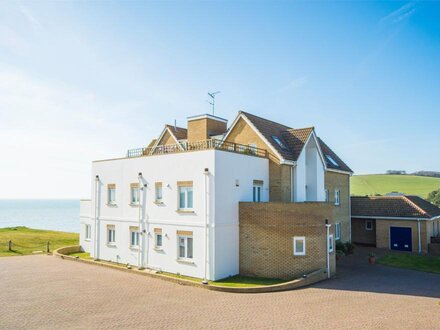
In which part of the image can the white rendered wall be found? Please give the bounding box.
[213,151,269,280]
[80,149,268,280]
[294,135,325,202]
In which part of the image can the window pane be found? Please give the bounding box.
[296,239,304,253]
[156,187,162,200]
[253,187,256,202]
[179,245,185,258]
[156,234,162,247]
[187,237,193,258]
[179,189,185,208]
[257,187,261,202]
[187,189,193,208]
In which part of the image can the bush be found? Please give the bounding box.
[336,241,346,255]
[344,242,355,255]
[427,188,440,207]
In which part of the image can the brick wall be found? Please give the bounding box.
[239,202,335,280]
[157,130,177,146]
[351,218,376,245]
[376,219,429,253]
[325,171,350,242]
[187,118,227,142]
[224,117,290,202]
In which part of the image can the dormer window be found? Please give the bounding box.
[325,154,339,167]
[271,135,289,151]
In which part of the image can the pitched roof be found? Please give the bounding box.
[351,195,440,219]
[281,127,314,161]
[240,111,293,160]
[317,138,352,173]
[165,125,187,140]
[239,111,352,172]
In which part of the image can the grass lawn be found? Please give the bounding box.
[378,253,440,274]
[351,174,440,198]
[0,226,78,257]
[68,251,92,259]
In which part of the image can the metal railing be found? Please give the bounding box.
[127,139,268,159]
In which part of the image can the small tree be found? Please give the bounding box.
[427,188,440,207]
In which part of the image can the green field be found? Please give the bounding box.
[351,175,440,198]
[0,227,79,257]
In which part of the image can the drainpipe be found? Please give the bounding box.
[202,168,209,284]
[94,175,100,260]
[325,219,331,279]
[290,166,294,202]
[417,219,421,255]
[138,172,145,270]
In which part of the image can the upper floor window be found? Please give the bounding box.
[155,182,163,203]
[130,183,140,205]
[365,220,373,231]
[335,222,341,240]
[334,190,340,206]
[178,181,193,210]
[325,154,339,167]
[253,180,263,202]
[107,184,116,205]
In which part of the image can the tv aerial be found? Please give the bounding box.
[207,91,220,115]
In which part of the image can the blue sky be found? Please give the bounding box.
[0,1,439,198]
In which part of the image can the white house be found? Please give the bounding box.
[80,112,352,281]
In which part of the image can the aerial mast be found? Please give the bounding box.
[207,91,220,115]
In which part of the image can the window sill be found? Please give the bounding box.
[107,243,116,248]
[107,203,117,207]
[176,210,195,214]
[154,201,164,205]
[129,246,139,250]
[176,258,194,264]
[84,239,91,242]
[154,247,163,252]
[129,203,140,207]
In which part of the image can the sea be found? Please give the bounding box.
[0,200,79,233]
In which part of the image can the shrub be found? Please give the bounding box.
[336,241,346,255]
[344,242,355,255]
[427,189,440,207]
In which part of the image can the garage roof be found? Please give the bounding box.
[351,195,440,219]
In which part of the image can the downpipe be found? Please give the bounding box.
[202,168,209,284]
[94,175,100,260]
[325,219,331,279]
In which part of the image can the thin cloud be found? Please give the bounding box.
[18,3,43,32]
[378,2,416,27]
[271,76,308,95]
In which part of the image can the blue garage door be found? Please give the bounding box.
[390,227,412,252]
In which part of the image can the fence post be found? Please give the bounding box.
[47,241,50,254]
[8,240,12,251]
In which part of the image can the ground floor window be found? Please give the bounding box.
[253,180,263,202]
[293,236,306,256]
[365,220,373,231]
[154,228,163,249]
[129,226,139,247]
[178,235,193,259]
[328,234,334,253]
[335,222,341,240]
[107,225,116,244]
[85,224,91,240]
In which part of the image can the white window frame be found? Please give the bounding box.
[365,220,373,231]
[129,227,139,248]
[107,225,116,245]
[328,234,334,253]
[253,183,263,202]
[177,235,193,260]
[293,236,306,256]
[178,186,193,210]
[154,232,163,250]
[335,222,341,240]
[85,224,91,241]
[334,190,340,206]
[107,186,116,205]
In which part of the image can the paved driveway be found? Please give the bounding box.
[0,250,439,330]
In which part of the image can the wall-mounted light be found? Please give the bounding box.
[235,179,239,187]
[138,172,142,178]
[204,168,209,175]
[95,175,100,181]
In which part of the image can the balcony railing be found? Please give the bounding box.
[127,139,268,159]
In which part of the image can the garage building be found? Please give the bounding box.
[351,195,440,254]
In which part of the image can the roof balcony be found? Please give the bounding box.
[127,139,268,159]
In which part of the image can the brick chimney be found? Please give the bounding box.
[187,114,228,143]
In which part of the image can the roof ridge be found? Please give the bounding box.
[402,196,430,217]
[239,111,292,129]
[165,124,187,131]
[286,126,315,132]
